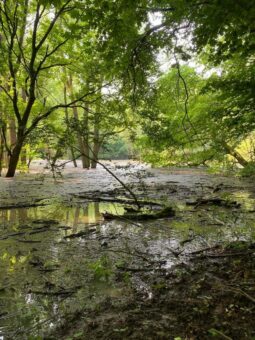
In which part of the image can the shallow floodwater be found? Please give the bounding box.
[0,164,255,339]
[0,199,254,338]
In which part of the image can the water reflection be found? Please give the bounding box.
[0,202,124,228]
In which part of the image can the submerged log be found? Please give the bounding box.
[102,206,175,221]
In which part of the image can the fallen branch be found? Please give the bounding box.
[192,250,254,259]
[186,245,220,256]
[186,197,241,209]
[64,229,97,239]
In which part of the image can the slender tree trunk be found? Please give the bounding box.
[82,109,90,169]
[0,112,5,176]
[73,105,88,168]
[91,141,100,168]
[91,109,100,169]
[222,141,248,167]
[0,130,4,176]
[20,88,27,166]
[67,75,88,169]
[64,84,77,167]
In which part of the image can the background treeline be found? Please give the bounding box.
[0,0,254,176]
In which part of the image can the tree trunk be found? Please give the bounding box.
[67,75,89,169]
[0,130,4,176]
[91,142,100,168]
[9,118,17,148]
[222,141,249,167]
[64,84,77,167]
[3,151,9,170]
[73,105,88,168]
[20,88,27,167]
[6,139,23,177]
[82,140,90,169]
[82,109,90,169]
[20,148,27,166]
[91,109,100,169]
[0,111,6,176]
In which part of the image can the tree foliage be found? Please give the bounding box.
[0,0,254,175]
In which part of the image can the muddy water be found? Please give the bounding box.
[0,203,127,339]
[0,165,255,339]
[0,201,254,338]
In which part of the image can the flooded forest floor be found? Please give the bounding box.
[0,161,254,339]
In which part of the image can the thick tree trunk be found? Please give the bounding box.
[6,140,23,177]
[222,141,249,167]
